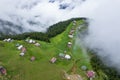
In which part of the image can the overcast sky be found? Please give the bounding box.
[0,0,99,32]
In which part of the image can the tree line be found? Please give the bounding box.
[89,50,120,80]
[0,18,86,42]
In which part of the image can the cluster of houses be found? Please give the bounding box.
[50,20,77,63]
[2,37,40,62]
[25,39,40,47]
[16,44,26,56]
[68,28,75,39]
[50,52,71,63]
[15,38,40,62]
[63,65,95,80]
[0,38,38,77]
[63,20,96,80]
[68,20,76,39]
[63,69,95,80]
[67,20,77,48]
[16,43,36,61]
[3,38,13,42]
[59,53,71,60]
[81,65,95,80]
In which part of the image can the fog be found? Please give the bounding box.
[0,0,96,32]
[83,0,120,69]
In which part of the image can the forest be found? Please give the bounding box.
[89,50,120,80]
[0,18,86,42]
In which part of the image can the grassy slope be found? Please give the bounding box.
[72,21,92,79]
[0,20,92,80]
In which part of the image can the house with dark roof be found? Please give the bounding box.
[0,66,7,75]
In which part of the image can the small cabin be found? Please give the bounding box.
[34,43,40,47]
[3,39,7,42]
[68,35,73,38]
[21,47,26,53]
[86,70,95,78]
[29,39,36,44]
[16,43,20,47]
[69,29,75,35]
[64,54,71,60]
[73,20,76,26]
[59,53,65,58]
[17,45,23,50]
[29,39,33,43]
[25,39,29,42]
[30,56,36,61]
[3,38,13,42]
[0,66,7,75]
[68,42,72,48]
[7,38,11,42]
[81,65,87,71]
[20,53,25,56]
[50,57,57,63]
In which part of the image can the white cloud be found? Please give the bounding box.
[84,0,120,69]
[0,0,99,32]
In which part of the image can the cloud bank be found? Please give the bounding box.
[84,0,120,69]
[0,0,96,33]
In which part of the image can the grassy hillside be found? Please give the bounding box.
[0,19,92,80]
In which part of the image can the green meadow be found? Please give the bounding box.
[0,20,92,80]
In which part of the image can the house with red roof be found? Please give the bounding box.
[0,66,7,75]
[86,70,95,80]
